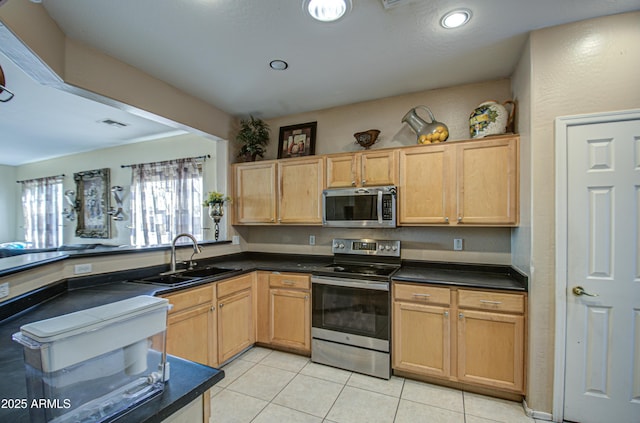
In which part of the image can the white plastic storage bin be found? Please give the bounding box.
[13,295,169,423]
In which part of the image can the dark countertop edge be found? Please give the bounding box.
[0,241,232,278]
[395,259,528,292]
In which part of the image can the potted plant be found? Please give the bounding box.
[236,115,270,161]
[203,192,231,241]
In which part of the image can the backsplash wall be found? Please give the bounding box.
[237,225,512,265]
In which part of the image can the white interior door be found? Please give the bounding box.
[563,118,640,423]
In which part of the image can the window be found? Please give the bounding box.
[20,175,64,248]
[130,158,203,247]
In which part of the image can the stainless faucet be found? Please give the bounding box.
[170,233,201,273]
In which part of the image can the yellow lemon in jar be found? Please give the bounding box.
[418,134,429,144]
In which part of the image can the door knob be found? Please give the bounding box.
[572,286,598,297]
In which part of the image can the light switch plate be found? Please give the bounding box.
[232,235,240,245]
[453,239,463,251]
[309,235,316,245]
[74,263,92,274]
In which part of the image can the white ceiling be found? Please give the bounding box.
[1,0,638,166]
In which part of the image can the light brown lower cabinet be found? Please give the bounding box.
[217,273,255,364]
[392,282,526,395]
[163,284,217,367]
[258,272,311,354]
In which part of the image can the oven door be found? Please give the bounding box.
[311,276,389,351]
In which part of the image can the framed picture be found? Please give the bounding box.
[74,168,111,238]
[278,121,317,159]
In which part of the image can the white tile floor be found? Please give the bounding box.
[210,347,546,423]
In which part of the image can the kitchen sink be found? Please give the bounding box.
[180,266,239,278]
[138,274,198,285]
[135,266,239,286]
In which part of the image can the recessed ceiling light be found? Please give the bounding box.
[269,59,289,71]
[304,0,352,23]
[440,9,472,29]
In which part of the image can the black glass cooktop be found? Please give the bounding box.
[320,262,400,278]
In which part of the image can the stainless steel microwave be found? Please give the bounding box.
[322,186,397,228]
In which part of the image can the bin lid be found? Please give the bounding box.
[20,295,169,343]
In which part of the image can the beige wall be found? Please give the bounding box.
[260,79,512,160]
[516,11,640,414]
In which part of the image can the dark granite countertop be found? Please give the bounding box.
[393,260,527,291]
[0,281,223,423]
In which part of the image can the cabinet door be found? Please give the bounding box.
[233,161,277,224]
[269,288,310,352]
[457,309,524,392]
[218,288,254,363]
[455,137,518,225]
[361,150,398,187]
[278,157,324,224]
[398,145,452,224]
[326,153,358,188]
[392,301,450,378]
[166,303,215,366]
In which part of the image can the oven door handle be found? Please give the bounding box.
[311,276,389,291]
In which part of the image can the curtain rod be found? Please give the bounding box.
[16,174,65,184]
[120,154,211,169]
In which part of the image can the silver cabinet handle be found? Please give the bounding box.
[412,293,431,298]
[219,303,224,308]
[282,280,296,286]
[362,179,366,185]
[444,311,449,317]
[444,217,449,223]
[305,295,309,300]
[351,181,356,186]
[573,286,598,297]
[210,305,216,311]
[457,216,462,222]
[479,300,502,305]
[459,313,464,319]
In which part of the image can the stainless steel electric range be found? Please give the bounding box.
[311,238,401,379]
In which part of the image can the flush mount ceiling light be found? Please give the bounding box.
[440,9,472,29]
[269,59,289,71]
[304,0,352,22]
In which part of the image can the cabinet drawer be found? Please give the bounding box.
[394,283,450,305]
[269,273,310,290]
[163,285,213,314]
[458,289,525,314]
[217,273,254,298]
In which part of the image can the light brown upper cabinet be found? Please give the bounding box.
[277,157,325,224]
[326,149,398,188]
[454,136,519,225]
[233,161,277,224]
[399,135,519,226]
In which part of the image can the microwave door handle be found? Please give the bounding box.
[377,190,383,223]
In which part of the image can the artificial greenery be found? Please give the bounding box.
[237,115,270,161]
[203,191,231,207]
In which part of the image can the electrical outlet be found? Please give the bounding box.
[453,239,463,251]
[309,235,316,245]
[0,283,8,299]
[74,263,92,274]
[232,235,240,245]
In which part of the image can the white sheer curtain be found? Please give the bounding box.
[20,175,64,248]
[130,157,203,247]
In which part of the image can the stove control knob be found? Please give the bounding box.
[385,245,391,251]
[338,243,345,249]
[379,245,385,251]
[391,245,398,251]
